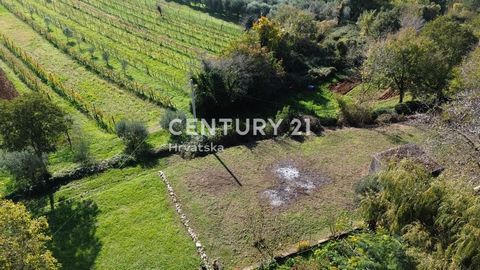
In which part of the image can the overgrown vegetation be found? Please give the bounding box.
[357,161,480,269]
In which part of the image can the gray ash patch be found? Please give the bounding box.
[262,159,331,207]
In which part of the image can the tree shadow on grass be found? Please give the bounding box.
[48,198,101,270]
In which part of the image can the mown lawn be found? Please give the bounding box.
[162,124,426,268]
[42,166,200,270]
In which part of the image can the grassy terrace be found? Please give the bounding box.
[40,166,200,269]
[0,0,242,110]
[162,124,426,268]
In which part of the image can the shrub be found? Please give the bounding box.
[354,175,381,202]
[160,109,187,142]
[72,139,92,165]
[296,240,310,252]
[359,161,480,269]
[375,112,403,125]
[274,105,297,134]
[0,150,48,192]
[337,97,374,127]
[394,100,429,115]
[115,120,149,156]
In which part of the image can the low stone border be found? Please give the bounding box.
[158,171,211,269]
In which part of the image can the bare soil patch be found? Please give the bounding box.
[262,159,331,207]
[329,79,360,95]
[0,67,18,100]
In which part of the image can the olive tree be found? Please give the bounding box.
[115,120,149,156]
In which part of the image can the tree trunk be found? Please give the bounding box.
[399,89,404,103]
[66,130,72,149]
[49,193,55,213]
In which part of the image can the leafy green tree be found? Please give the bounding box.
[192,48,284,118]
[358,8,401,39]
[0,200,60,270]
[115,120,149,156]
[421,16,478,68]
[272,5,317,41]
[363,28,449,102]
[160,109,187,142]
[0,150,48,194]
[0,93,71,157]
[0,94,71,211]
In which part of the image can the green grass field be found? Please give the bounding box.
[40,165,200,269]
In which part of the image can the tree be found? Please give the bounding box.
[421,16,478,69]
[362,28,449,103]
[192,48,284,118]
[0,200,60,270]
[115,120,149,156]
[0,93,71,210]
[272,5,317,41]
[357,8,401,39]
[0,93,71,157]
[0,150,48,193]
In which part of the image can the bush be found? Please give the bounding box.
[0,150,48,192]
[72,139,92,165]
[394,100,429,115]
[160,109,187,142]
[354,175,380,202]
[337,98,374,127]
[274,105,297,134]
[375,112,403,125]
[296,240,310,252]
[115,120,149,156]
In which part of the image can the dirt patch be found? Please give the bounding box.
[329,79,359,95]
[0,67,18,100]
[261,159,331,207]
[378,88,398,100]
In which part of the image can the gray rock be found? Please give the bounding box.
[370,144,444,176]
